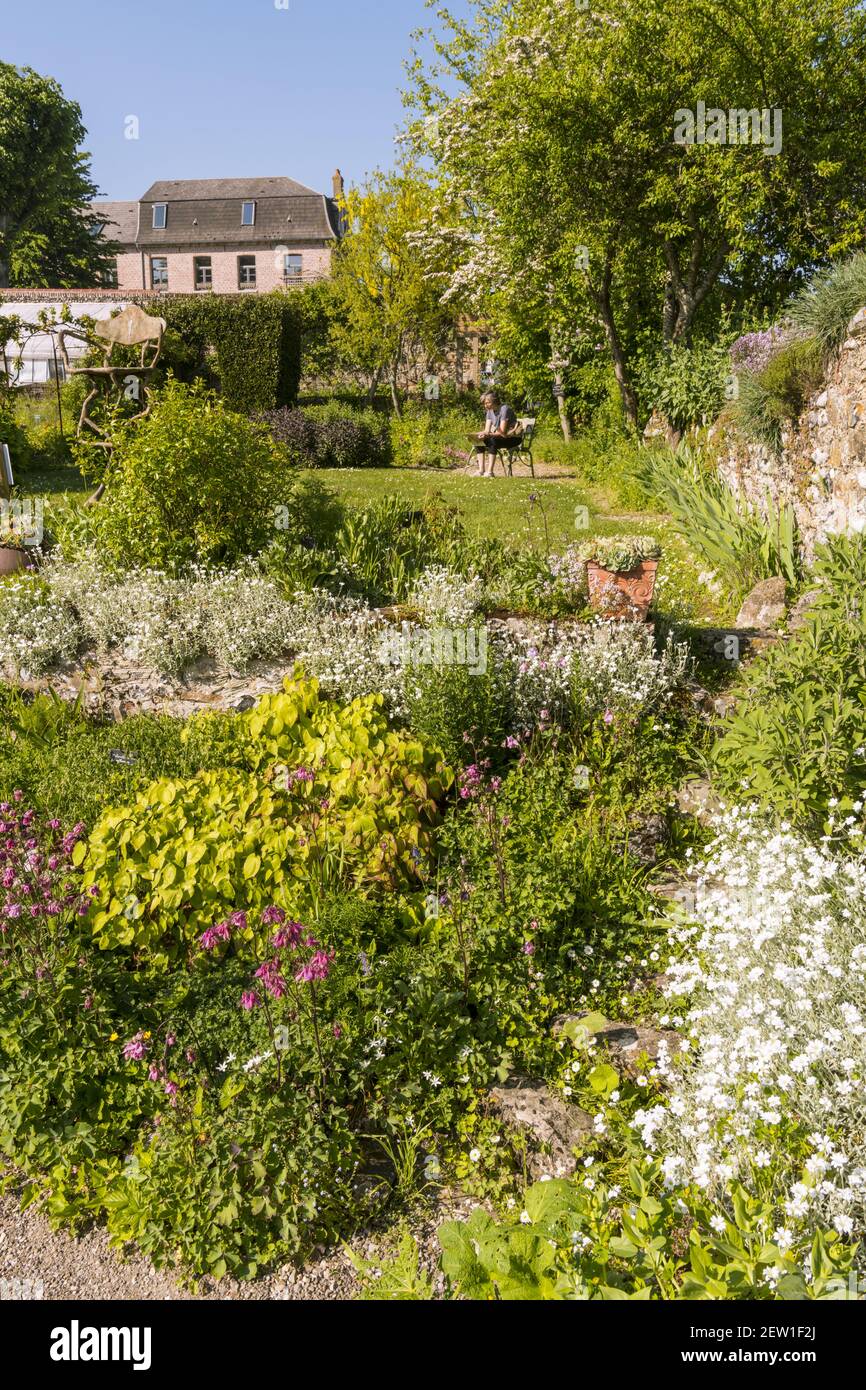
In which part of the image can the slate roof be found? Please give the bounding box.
[134,178,340,246]
[141,177,319,201]
[90,201,140,245]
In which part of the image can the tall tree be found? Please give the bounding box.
[406,0,866,429]
[0,63,110,288]
[328,165,458,412]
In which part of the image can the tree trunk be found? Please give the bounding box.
[593,262,639,431]
[554,377,573,442]
[390,371,402,417]
[0,215,10,290]
[366,367,382,404]
[662,232,729,345]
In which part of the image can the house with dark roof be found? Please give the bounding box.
[92,173,345,294]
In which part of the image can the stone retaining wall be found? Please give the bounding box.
[711,308,866,561]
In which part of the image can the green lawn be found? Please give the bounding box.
[310,466,606,550]
[22,456,725,624]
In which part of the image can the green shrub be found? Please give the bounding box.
[712,533,866,827]
[432,1170,854,1301]
[0,391,32,472]
[334,495,465,603]
[138,293,302,413]
[732,336,824,453]
[635,338,732,433]
[404,659,512,767]
[390,402,477,469]
[90,378,296,570]
[0,689,191,825]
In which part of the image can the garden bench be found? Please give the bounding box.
[503,416,536,477]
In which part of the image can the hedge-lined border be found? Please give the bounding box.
[132,292,302,415]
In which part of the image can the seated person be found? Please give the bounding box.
[472,391,522,476]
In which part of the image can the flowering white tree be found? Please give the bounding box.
[405,0,866,430]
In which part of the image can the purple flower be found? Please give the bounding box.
[199,920,231,951]
[255,958,288,999]
[273,921,303,950]
[123,1032,149,1062]
[295,950,334,984]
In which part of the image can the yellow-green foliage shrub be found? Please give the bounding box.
[81,675,452,962]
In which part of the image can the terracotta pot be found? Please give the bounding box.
[586,559,658,619]
[0,545,26,577]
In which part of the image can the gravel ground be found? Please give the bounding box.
[0,1189,475,1302]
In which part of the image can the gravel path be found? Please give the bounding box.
[0,1190,473,1302]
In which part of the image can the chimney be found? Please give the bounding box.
[332,168,345,203]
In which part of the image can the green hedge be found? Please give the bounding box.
[135,293,302,414]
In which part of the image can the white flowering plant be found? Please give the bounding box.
[633,805,866,1280]
[0,574,78,678]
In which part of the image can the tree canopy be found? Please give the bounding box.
[405,0,866,427]
[0,62,113,288]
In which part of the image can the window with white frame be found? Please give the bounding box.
[194,257,213,289]
[241,201,256,227]
[238,255,257,288]
[152,204,168,229]
[150,256,168,288]
[283,253,302,281]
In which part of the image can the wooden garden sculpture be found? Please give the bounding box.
[57,304,166,501]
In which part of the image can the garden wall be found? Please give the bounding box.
[712,306,866,560]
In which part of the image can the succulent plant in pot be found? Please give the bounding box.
[577,534,661,619]
[0,518,33,576]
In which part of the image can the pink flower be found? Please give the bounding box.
[522,941,536,957]
[603,709,614,725]
[273,921,303,950]
[261,905,286,926]
[255,958,288,999]
[199,920,231,951]
[332,1024,343,1038]
[240,991,260,1011]
[123,1032,149,1061]
[295,950,334,984]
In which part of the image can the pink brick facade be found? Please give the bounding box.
[115,245,334,294]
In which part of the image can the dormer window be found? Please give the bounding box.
[241,201,256,227]
[152,204,167,229]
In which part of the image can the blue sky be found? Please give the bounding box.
[3,0,469,200]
